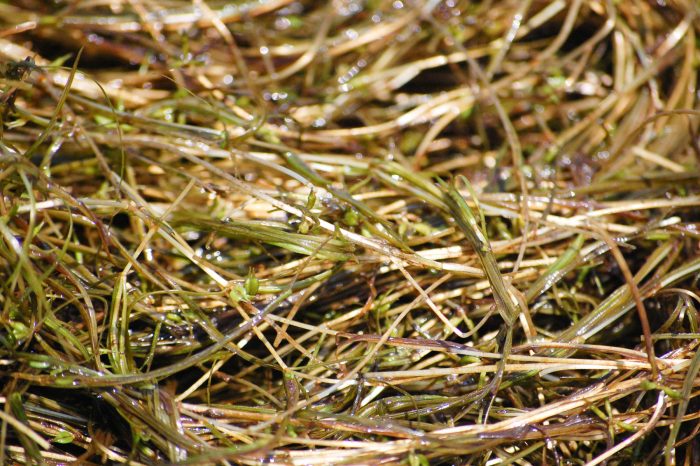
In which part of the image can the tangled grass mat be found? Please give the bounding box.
[1,0,700,464]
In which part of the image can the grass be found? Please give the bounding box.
[0,0,700,464]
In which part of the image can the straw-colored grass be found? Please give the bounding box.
[1,0,699,464]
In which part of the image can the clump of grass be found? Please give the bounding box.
[1,0,699,464]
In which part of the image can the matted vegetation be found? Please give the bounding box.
[1,0,700,464]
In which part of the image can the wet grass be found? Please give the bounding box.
[1,0,700,464]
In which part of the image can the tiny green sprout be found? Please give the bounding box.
[6,118,27,129]
[373,300,391,316]
[28,360,51,370]
[478,371,487,388]
[306,189,317,210]
[639,379,680,398]
[52,430,75,444]
[617,421,636,432]
[589,405,606,421]
[49,53,73,68]
[646,232,670,241]
[245,270,259,296]
[55,377,77,387]
[343,208,359,226]
[658,384,683,399]
[413,222,433,236]
[640,380,656,391]
[166,312,183,324]
[228,284,249,303]
[173,88,189,99]
[287,15,303,29]
[408,452,429,466]
[94,114,117,128]
[10,321,29,341]
[544,146,559,163]
[459,355,481,364]
[400,130,423,154]
[546,74,566,89]
[460,106,474,120]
